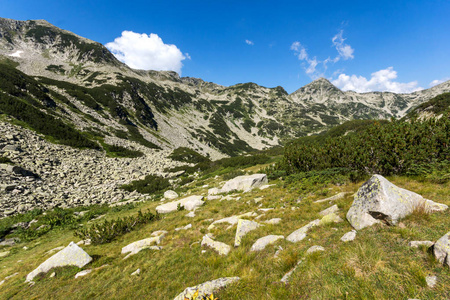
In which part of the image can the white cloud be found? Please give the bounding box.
[105,31,186,74]
[332,30,354,60]
[245,39,254,45]
[332,67,423,93]
[430,78,450,87]
[290,42,320,78]
[291,30,354,79]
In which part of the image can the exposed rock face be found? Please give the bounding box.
[306,245,325,255]
[432,232,450,268]
[346,175,448,230]
[319,204,339,216]
[250,235,284,251]
[220,174,268,193]
[26,242,92,282]
[173,277,240,300]
[156,195,204,214]
[201,235,231,256]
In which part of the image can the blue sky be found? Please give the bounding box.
[2,0,449,93]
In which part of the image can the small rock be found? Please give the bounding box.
[201,235,231,256]
[319,213,343,225]
[340,230,357,242]
[74,269,92,279]
[156,195,204,214]
[0,251,10,258]
[49,272,56,278]
[426,275,437,288]
[264,218,281,225]
[122,235,165,259]
[280,259,303,284]
[164,190,178,200]
[286,219,320,243]
[175,224,192,231]
[173,277,240,300]
[408,241,434,248]
[319,204,339,216]
[185,211,195,218]
[131,268,140,276]
[250,235,284,251]
[314,192,348,204]
[306,245,325,255]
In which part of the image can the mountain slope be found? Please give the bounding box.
[1,17,450,159]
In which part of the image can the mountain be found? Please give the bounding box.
[1,17,450,159]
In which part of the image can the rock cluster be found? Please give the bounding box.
[0,122,183,217]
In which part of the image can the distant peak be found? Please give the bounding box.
[310,77,333,85]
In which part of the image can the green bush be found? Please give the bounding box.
[121,174,170,195]
[169,147,210,164]
[74,210,160,244]
[0,156,12,164]
[102,143,144,158]
[278,118,450,177]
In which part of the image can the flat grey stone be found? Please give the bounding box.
[201,235,231,256]
[221,174,268,193]
[234,219,260,247]
[408,241,434,248]
[164,190,178,200]
[306,245,325,254]
[26,242,92,282]
[74,269,92,278]
[156,195,204,214]
[250,235,284,251]
[264,218,281,225]
[173,277,240,300]
[280,259,303,284]
[286,219,320,243]
[340,230,357,242]
[314,192,348,203]
[319,204,339,216]
[121,235,165,258]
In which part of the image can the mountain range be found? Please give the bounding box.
[1,17,449,158]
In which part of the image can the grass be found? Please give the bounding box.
[0,166,449,299]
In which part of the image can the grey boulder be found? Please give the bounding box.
[26,242,92,282]
[346,175,447,230]
[221,174,268,193]
[432,231,450,268]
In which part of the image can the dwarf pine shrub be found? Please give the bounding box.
[74,210,160,244]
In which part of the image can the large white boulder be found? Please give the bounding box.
[173,277,240,300]
[221,174,268,193]
[26,242,92,282]
[346,175,448,230]
[156,195,204,214]
[433,231,450,268]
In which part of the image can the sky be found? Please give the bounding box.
[2,0,449,93]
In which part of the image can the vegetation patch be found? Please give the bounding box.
[74,210,160,244]
[121,174,170,195]
[102,143,144,158]
[169,147,210,164]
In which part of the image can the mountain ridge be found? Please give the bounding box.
[0,17,450,159]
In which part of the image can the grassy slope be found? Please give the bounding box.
[0,165,449,299]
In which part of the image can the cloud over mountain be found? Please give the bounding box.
[106,31,187,74]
